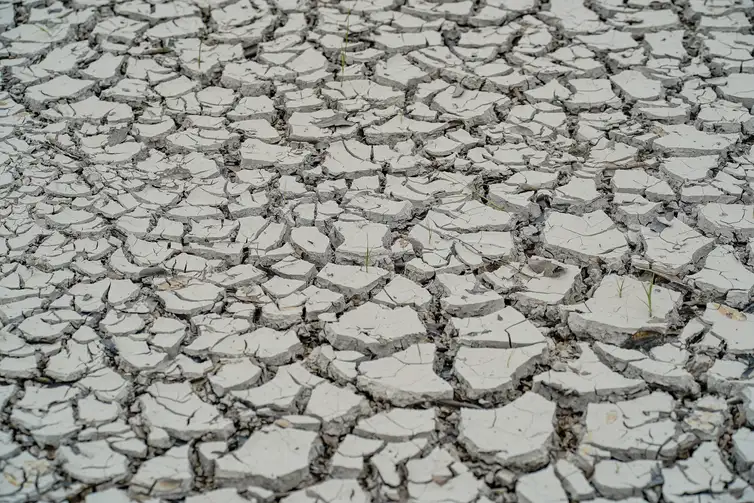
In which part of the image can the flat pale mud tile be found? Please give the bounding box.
[215,425,321,491]
[565,274,682,346]
[458,392,556,470]
[356,343,453,406]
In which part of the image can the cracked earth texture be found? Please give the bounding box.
[1,0,754,501]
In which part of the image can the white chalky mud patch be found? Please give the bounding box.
[697,302,754,355]
[593,342,700,396]
[447,306,547,348]
[57,440,129,484]
[459,392,556,470]
[139,381,234,440]
[454,343,548,399]
[215,425,321,491]
[356,343,453,406]
[566,275,683,345]
[481,257,582,316]
[542,211,629,268]
[0,0,753,500]
[130,445,194,498]
[578,392,697,462]
[405,447,485,503]
[533,343,647,407]
[324,301,426,356]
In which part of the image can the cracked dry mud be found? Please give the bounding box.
[1,0,754,502]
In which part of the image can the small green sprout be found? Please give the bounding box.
[617,276,626,298]
[340,9,352,81]
[640,273,656,318]
[364,235,371,272]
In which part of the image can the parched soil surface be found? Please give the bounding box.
[0,0,753,502]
